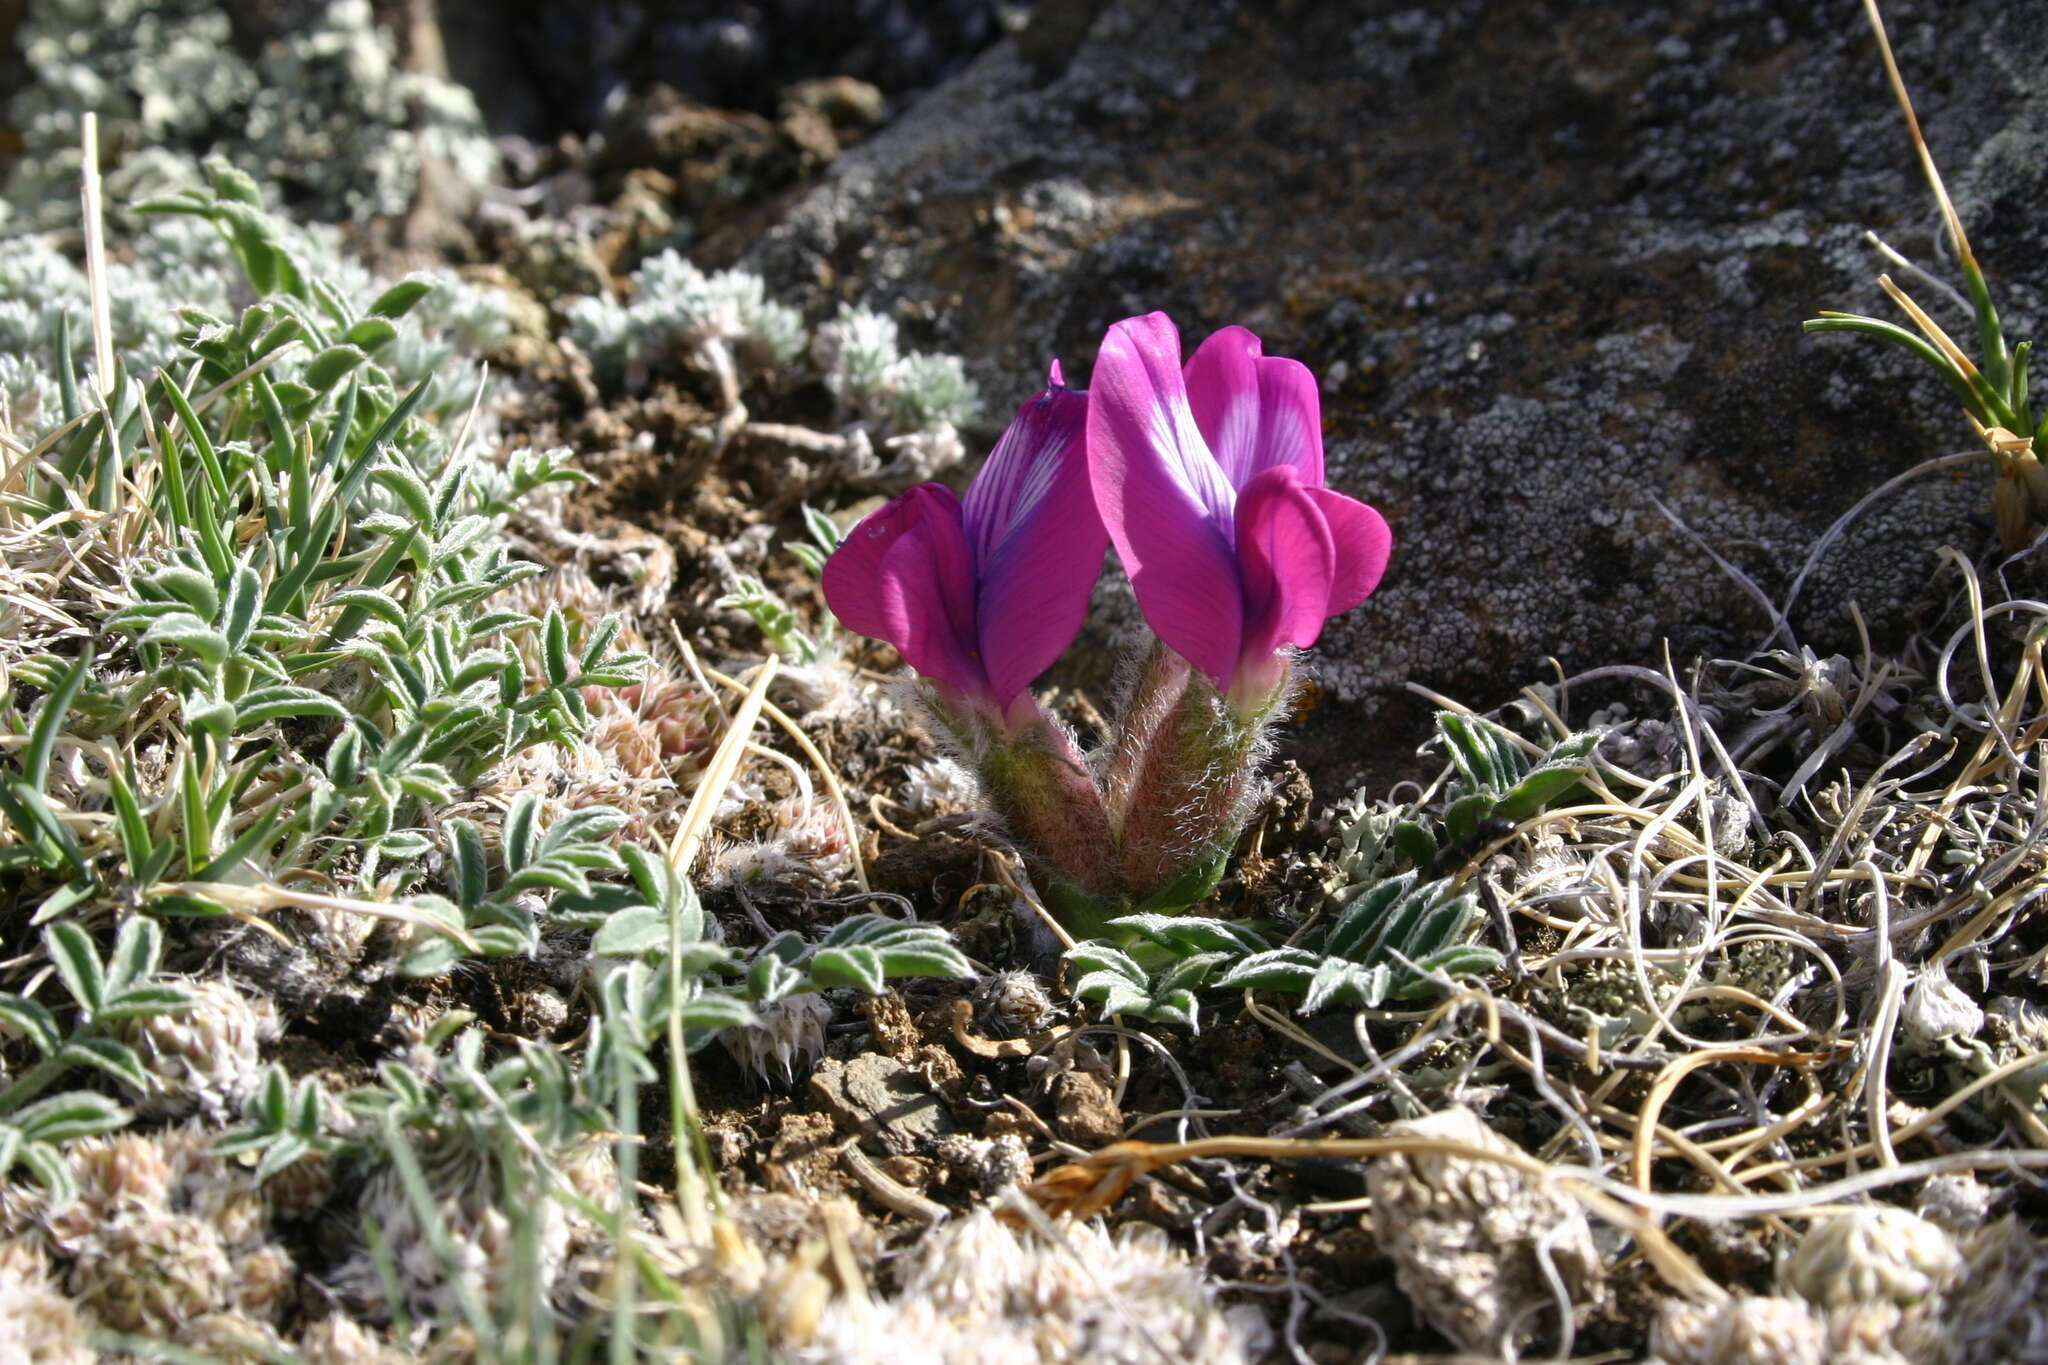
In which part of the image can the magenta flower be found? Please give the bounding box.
[823,366,1104,722]
[1086,313,1393,701]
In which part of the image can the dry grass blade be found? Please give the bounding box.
[667,655,780,875]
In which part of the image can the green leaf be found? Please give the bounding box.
[678,993,758,1038]
[0,994,60,1055]
[542,609,571,687]
[232,685,348,728]
[107,762,156,878]
[746,951,804,1004]
[56,1037,148,1090]
[368,279,434,320]
[150,565,221,619]
[503,793,540,870]
[13,1091,130,1143]
[875,939,974,981]
[370,462,435,528]
[256,1135,313,1181]
[1110,913,1267,957]
[302,345,368,394]
[447,818,488,910]
[221,562,263,655]
[806,946,886,995]
[1213,948,1320,994]
[1304,956,1386,1013]
[103,917,162,995]
[19,1142,77,1211]
[45,922,106,1016]
[23,650,92,790]
[592,906,669,958]
[399,937,463,978]
[1494,734,1599,821]
[142,612,230,669]
[1391,819,1438,870]
[470,925,532,957]
[344,317,400,352]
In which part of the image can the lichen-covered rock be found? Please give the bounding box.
[738,0,2048,790]
[1366,1104,1603,1355]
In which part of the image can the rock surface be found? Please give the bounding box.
[736,0,2048,790]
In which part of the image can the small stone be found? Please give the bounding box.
[1049,1068,1123,1146]
[809,1052,955,1156]
[932,1133,1032,1198]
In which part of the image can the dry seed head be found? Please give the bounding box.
[1899,962,1985,1047]
[590,665,717,777]
[0,1237,93,1365]
[972,969,1057,1038]
[797,1207,1252,1364]
[1783,1207,1961,1309]
[114,976,279,1120]
[232,1241,299,1323]
[721,992,831,1088]
[931,1133,1032,1197]
[1652,1295,1828,1365]
[1928,1216,2048,1365]
[898,756,979,818]
[703,795,851,892]
[339,1140,577,1321]
[178,1310,292,1365]
[38,1131,174,1254]
[1366,1105,1604,1356]
[259,1148,337,1221]
[70,1209,233,1334]
[298,1313,412,1365]
[1916,1174,1999,1235]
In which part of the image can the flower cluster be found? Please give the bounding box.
[824,313,1392,935]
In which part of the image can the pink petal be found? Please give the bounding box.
[1308,486,1392,615]
[1090,313,1236,525]
[821,484,988,700]
[1234,465,1337,667]
[1088,313,1244,684]
[966,384,1106,706]
[1185,326,1325,490]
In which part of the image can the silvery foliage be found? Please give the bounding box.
[0,213,511,438]
[814,303,982,431]
[3,0,495,228]
[566,250,807,388]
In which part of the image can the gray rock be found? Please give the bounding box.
[738,0,2048,790]
[809,1051,956,1155]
